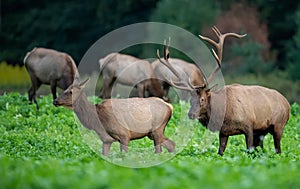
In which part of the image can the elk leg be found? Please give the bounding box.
[32,82,41,110]
[103,76,116,98]
[218,133,228,156]
[137,84,145,98]
[107,79,116,98]
[102,142,112,156]
[245,129,254,152]
[273,130,283,154]
[28,74,41,108]
[119,138,129,153]
[50,81,57,100]
[161,138,175,153]
[152,133,163,153]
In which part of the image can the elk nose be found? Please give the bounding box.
[53,99,59,106]
[188,112,196,120]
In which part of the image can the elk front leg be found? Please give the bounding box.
[50,80,57,100]
[218,133,229,156]
[161,138,175,153]
[244,128,254,152]
[102,142,112,156]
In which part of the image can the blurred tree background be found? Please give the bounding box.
[0,0,299,103]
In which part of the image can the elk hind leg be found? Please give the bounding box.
[28,76,41,109]
[273,129,283,154]
[161,137,175,153]
[119,137,129,153]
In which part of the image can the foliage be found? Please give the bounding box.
[0,93,300,188]
[0,0,157,65]
[150,0,216,35]
[254,0,299,69]
[0,62,30,94]
[286,7,300,80]
[227,40,273,75]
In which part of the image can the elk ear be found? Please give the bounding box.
[79,78,90,89]
[205,84,218,97]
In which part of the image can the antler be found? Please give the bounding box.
[157,38,205,91]
[199,26,247,67]
[157,38,181,79]
[199,26,246,84]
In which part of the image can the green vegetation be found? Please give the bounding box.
[0,93,299,189]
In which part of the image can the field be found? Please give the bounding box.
[0,93,300,189]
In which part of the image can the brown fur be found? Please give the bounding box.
[24,47,79,109]
[98,53,164,99]
[54,79,175,156]
[189,84,290,155]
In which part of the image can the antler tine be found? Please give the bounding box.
[199,26,246,85]
[223,32,247,39]
[187,78,206,90]
[169,79,194,91]
[199,26,247,67]
[212,26,221,37]
[157,38,181,79]
[157,38,195,91]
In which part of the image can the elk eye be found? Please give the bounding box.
[200,97,204,102]
[69,90,73,94]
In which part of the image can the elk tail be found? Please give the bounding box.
[99,53,117,74]
[23,47,37,65]
[66,55,80,81]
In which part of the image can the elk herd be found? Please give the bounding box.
[24,26,290,156]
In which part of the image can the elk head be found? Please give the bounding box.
[53,78,90,109]
[157,26,246,125]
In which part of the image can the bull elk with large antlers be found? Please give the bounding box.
[157,26,290,155]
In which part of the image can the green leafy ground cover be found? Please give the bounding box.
[0,93,299,189]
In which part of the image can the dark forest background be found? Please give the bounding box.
[1,0,300,103]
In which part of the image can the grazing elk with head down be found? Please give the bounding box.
[98,53,165,99]
[24,47,79,109]
[54,78,175,156]
[157,26,290,155]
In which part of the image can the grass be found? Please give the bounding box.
[0,93,300,189]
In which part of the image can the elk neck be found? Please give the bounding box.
[73,92,113,142]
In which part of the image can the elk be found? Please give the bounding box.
[24,47,79,109]
[157,26,290,155]
[151,54,205,99]
[53,78,175,156]
[98,52,165,99]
